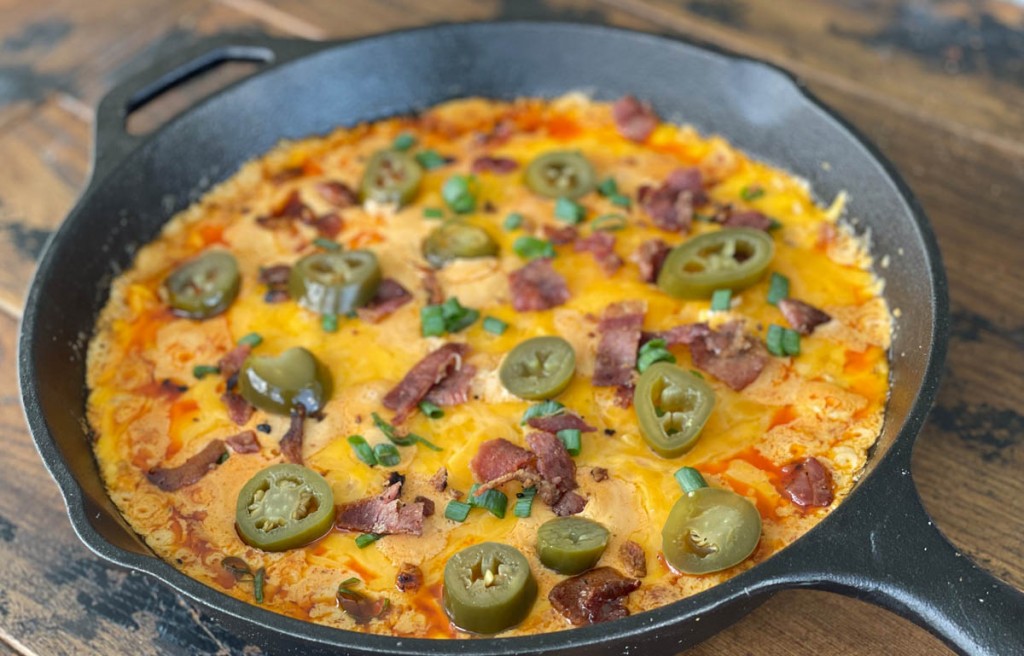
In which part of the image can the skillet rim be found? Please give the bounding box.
[17,20,949,655]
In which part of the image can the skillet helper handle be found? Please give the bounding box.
[91,35,322,182]
[805,463,1024,655]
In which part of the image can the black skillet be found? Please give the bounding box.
[18,22,1024,656]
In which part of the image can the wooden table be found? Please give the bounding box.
[1,1,1021,654]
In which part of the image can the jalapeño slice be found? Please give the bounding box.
[165,250,240,319]
[657,228,774,299]
[288,250,381,316]
[499,336,576,400]
[634,362,715,458]
[238,347,332,415]
[360,150,423,207]
[536,517,610,575]
[236,463,335,552]
[524,151,596,199]
[443,542,537,634]
[422,221,499,268]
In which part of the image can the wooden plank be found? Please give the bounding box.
[598,0,1024,153]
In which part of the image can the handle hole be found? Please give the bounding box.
[124,58,264,135]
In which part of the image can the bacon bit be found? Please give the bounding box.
[336,482,426,536]
[356,278,413,323]
[632,238,671,283]
[552,491,587,516]
[612,95,659,142]
[781,457,834,508]
[619,540,648,578]
[419,267,445,305]
[221,391,254,426]
[430,467,448,492]
[638,168,706,233]
[259,265,291,303]
[688,321,768,391]
[471,439,535,485]
[382,344,470,424]
[471,156,518,174]
[414,496,435,517]
[590,467,609,482]
[508,259,570,312]
[526,411,596,434]
[574,232,623,275]
[396,563,424,592]
[423,364,476,407]
[543,224,579,245]
[279,406,306,464]
[549,567,640,625]
[593,301,645,389]
[476,118,515,146]
[218,344,252,379]
[278,190,317,224]
[315,212,344,238]
[716,207,773,231]
[315,180,358,207]
[778,298,832,335]
[146,440,227,491]
[226,430,260,454]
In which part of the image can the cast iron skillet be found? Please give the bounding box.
[18,22,1024,656]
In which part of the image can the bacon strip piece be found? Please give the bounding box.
[612,95,659,142]
[221,390,254,426]
[574,232,623,275]
[315,180,358,207]
[593,301,645,389]
[226,430,260,454]
[471,156,518,174]
[527,431,584,515]
[543,224,579,245]
[336,482,426,536]
[688,321,767,391]
[259,265,291,303]
[549,567,641,625]
[471,439,535,485]
[717,207,773,231]
[781,457,834,508]
[637,168,707,233]
[423,364,476,407]
[619,540,647,578]
[526,411,596,434]
[509,259,570,312]
[146,440,226,491]
[382,343,469,423]
[778,298,832,335]
[632,238,670,283]
[218,344,251,379]
[279,406,305,464]
[356,278,412,323]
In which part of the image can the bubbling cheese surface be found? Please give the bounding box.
[87,96,890,637]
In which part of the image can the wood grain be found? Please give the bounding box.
[0,0,1021,654]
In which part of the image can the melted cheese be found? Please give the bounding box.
[86,96,890,638]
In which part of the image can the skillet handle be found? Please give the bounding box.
[791,460,1024,655]
[91,34,324,183]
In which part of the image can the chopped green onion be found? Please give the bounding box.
[347,435,377,466]
[554,197,585,224]
[503,212,524,230]
[675,466,708,493]
[216,451,230,465]
[373,443,401,467]
[193,364,220,379]
[766,324,785,356]
[512,236,555,260]
[782,328,801,356]
[440,296,479,333]
[442,175,477,214]
[767,272,790,306]
[557,429,582,456]
[445,500,472,522]
[710,289,732,312]
[468,484,508,518]
[591,213,628,232]
[636,338,676,373]
[513,487,537,518]
[597,177,618,196]
[768,217,783,231]
[237,332,263,347]
[422,207,445,219]
[253,567,265,604]
[313,237,341,251]
[482,316,508,335]
[415,149,447,170]
[521,400,565,425]
[418,400,444,419]
[690,369,705,379]
[740,185,765,201]
[392,133,416,151]
[609,193,632,209]
[420,305,446,337]
[355,533,382,549]
[372,413,443,452]
[321,313,339,333]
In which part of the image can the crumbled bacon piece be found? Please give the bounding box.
[146,440,226,491]
[218,344,251,379]
[778,298,832,335]
[279,406,305,464]
[632,239,670,283]
[590,467,609,482]
[396,563,424,592]
[612,95,658,142]
[356,278,412,323]
[315,212,343,238]
[315,180,358,207]
[226,430,260,454]
[781,457,834,508]
[509,259,570,312]
[575,232,623,276]
[259,265,291,303]
[688,321,767,391]
[543,224,579,245]
[527,431,583,513]
[382,344,470,423]
[335,482,426,536]
[637,168,707,233]
[718,208,773,231]
[471,156,518,174]
[593,301,645,390]
[619,541,647,578]
[526,411,596,434]
[549,567,640,625]
[471,439,535,485]
[430,467,448,492]
[423,364,476,407]
[221,390,254,426]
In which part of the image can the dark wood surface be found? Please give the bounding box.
[1,1,1022,654]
